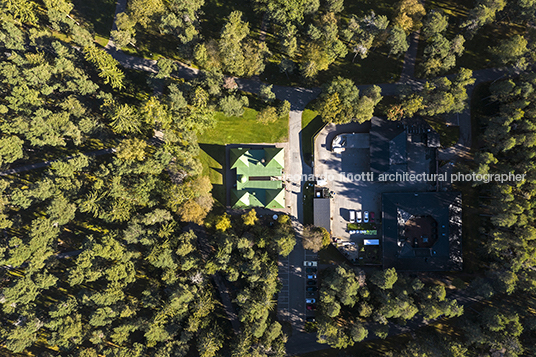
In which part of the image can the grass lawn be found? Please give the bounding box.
[424,117,460,148]
[71,0,116,38]
[197,106,288,205]
[301,109,325,167]
[198,145,225,206]
[199,108,288,145]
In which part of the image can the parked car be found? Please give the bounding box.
[349,230,356,234]
[356,211,362,223]
[371,211,375,222]
[303,261,318,267]
[306,316,316,322]
[306,287,317,292]
[364,211,369,223]
[306,304,317,311]
[349,210,355,223]
[307,280,317,285]
[307,292,316,297]
[306,268,317,273]
[307,274,317,279]
[306,298,316,304]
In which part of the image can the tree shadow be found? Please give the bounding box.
[199,143,225,205]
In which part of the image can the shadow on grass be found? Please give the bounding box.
[199,144,226,206]
[301,114,326,167]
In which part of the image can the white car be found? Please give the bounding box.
[306,298,316,304]
[349,210,355,223]
[304,261,318,267]
[364,211,369,223]
[356,211,362,223]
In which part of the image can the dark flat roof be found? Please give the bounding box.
[382,192,462,271]
[370,117,407,174]
[314,198,331,233]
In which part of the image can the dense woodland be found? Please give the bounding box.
[1,0,536,356]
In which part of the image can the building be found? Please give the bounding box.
[381,192,462,271]
[313,198,331,233]
[230,148,285,209]
[370,117,408,174]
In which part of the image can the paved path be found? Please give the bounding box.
[0,148,116,176]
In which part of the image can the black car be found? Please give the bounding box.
[306,268,317,273]
[306,287,317,292]
[307,280,317,285]
[307,291,316,297]
[306,317,316,322]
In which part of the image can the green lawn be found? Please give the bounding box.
[197,107,289,206]
[300,109,325,167]
[198,144,226,206]
[198,108,288,145]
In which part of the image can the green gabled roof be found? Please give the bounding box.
[230,148,284,172]
[237,175,283,190]
[265,189,285,209]
[264,148,285,168]
[231,189,265,208]
[230,148,250,169]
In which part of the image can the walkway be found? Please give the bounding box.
[0,148,116,176]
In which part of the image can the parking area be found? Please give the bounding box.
[314,120,437,255]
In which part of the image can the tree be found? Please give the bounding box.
[242,209,258,226]
[84,46,125,89]
[259,84,276,103]
[461,0,506,35]
[155,58,177,79]
[316,77,382,124]
[420,34,465,77]
[219,95,248,117]
[393,0,426,33]
[350,323,368,342]
[489,34,528,66]
[302,225,324,252]
[280,24,298,57]
[253,0,320,25]
[277,100,291,118]
[0,135,24,166]
[343,12,389,61]
[422,10,448,39]
[370,268,398,290]
[219,11,249,76]
[257,106,278,124]
[215,213,231,232]
[387,25,409,56]
[127,0,165,28]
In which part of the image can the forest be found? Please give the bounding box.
[1,0,536,356]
